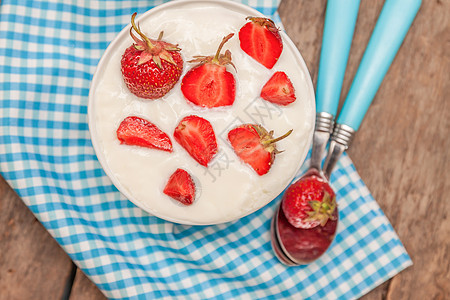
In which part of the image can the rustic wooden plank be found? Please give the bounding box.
[279,0,450,299]
[69,269,106,300]
[0,176,74,300]
[346,0,450,299]
[349,1,450,299]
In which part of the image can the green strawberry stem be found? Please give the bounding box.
[263,129,293,146]
[187,33,235,70]
[157,31,164,41]
[246,16,279,33]
[213,33,234,63]
[129,13,181,68]
[306,192,337,226]
[131,12,155,49]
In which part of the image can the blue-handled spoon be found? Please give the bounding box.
[323,0,422,176]
[271,0,361,265]
[272,0,421,266]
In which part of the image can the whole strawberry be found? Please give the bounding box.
[121,13,183,99]
[228,124,292,176]
[239,17,283,69]
[281,174,337,229]
[181,34,236,108]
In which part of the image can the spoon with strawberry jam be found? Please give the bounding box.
[271,0,421,265]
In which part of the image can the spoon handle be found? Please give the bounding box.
[336,0,422,131]
[311,0,360,171]
[323,0,421,179]
[316,0,360,116]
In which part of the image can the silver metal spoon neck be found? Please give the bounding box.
[331,123,355,147]
[310,112,335,171]
[323,123,356,179]
[315,112,334,133]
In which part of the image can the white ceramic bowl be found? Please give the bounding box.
[88,0,315,225]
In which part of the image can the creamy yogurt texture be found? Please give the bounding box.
[90,1,315,224]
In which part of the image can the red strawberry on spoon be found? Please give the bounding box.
[121,13,183,99]
[282,174,337,229]
[227,124,292,176]
[173,115,218,167]
[163,168,196,205]
[117,116,172,152]
[275,173,338,264]
[181,33,236,108]
[261,71,296,106]
[239,17,283,69]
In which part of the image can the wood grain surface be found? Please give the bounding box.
[0,0,448,299]
[69,269,106,300]
[0,177,74,299]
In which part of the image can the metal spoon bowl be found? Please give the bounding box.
[271,168,339,266]
[270,209,297,266]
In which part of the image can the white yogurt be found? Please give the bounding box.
[89,0,315,225]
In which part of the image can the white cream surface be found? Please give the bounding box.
[90,1,315,225]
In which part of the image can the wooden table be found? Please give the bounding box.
[0,0,448,299]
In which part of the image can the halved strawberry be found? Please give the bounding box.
[227,124,292,175]
[117,116,172,152]
[239,17,283,69]
[181,34,236,108]
[163,168,196,205]
[260,71,296,105]
[121,13,183,99]
[173,115,218,167]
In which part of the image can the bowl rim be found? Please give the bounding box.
[87,0,316,225]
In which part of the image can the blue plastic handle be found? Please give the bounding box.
[337,0,421,130]
[316,0,360,116]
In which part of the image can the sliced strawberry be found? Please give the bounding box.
[117,116,172,152]
[228,124,292,176]
[182,63,235,108]
[163,168,196,205]
[239,17,283,69]
[260,71,296,105]
[173,115,218,167]
[181,34,236,108]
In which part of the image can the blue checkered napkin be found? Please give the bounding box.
[0,0,412,299]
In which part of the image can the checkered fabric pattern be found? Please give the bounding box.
[0,0,412,299]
